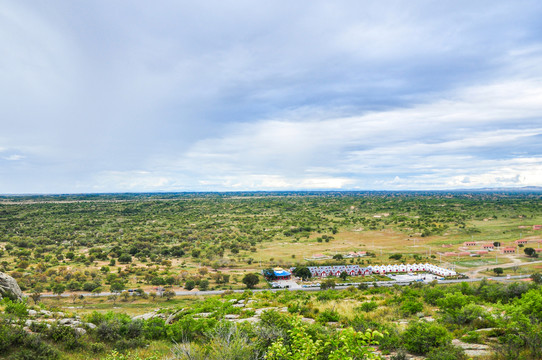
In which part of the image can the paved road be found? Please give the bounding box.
[37,274,533,298]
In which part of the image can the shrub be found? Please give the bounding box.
[403,321,451,355]
[97,320,122,342]
[426,344,467,360]
[4,299,29,318]
[317,309,340,323]
[357,301,378,313]
[401,300,423,315]
[144,318,166,340]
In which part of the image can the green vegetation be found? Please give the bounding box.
[1,278,542,359]
[1,191,542,358]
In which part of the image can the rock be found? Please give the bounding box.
[166,310,183,325]
[224,314,240,319]
[40,310,52,317]
[452,339,491,357]
[254,307,275,315]
[233,317,259,323]
[59,318,74,325]
[0,272,24,301]
[28,310,37,317]
[194,312,212,318]
[74,327,86,336]
[25,320,33,327]
[232,303,245,308]
[85,323,97,329]
[301,317,316,324]
[132,310,165,321]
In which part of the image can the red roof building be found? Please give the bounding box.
[463,241,477,246]
[515,239,528,245]
[533,225,542,230]
[482,243,495,249]
[501,247,516,254]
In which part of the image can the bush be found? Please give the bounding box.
[357,301,378,313]
[317,309,340,323]
[97,320,122,342]
[4,299,29,318]
[144,318,166,340]
[403,321,451,355]
[401,300,423,315]
[426,344,467,360]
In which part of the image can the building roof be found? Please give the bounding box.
[273,268,291,277]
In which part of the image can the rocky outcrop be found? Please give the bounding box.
[0,272,24,301]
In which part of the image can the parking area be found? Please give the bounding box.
[388,273,443,282]
[270,280,302,289]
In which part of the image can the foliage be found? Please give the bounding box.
[242,274,259,289]
[402,321,451,355]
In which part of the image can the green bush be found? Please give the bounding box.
[426,344,467,360]
[357,301,378,313]
[317,309,340,323]
[143,318,167,340]
[402,321,451,355]
[4,299,29,318]
[400,300,423,315]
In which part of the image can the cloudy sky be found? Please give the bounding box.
[1,1,542,193]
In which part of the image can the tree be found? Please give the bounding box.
[321,279,336,290]
[118,253,132,264]
[263,268,277,280]
[184,279,195,290]
[163,290,175,300]
[524,247,536,257]
[403,321,451,355]
[293,267,312,281]
[339,271,348,281]
[493,267,504,276]
[531,273,542,284]
[52,284,65,298]
[242,273,259,289]
[332,254,343,260]
[110,281,125,293]
[493,241,501,247]
[30,291,41,304]
[389,254,402,261]
[199,279,210,291]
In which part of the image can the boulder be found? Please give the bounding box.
[0,272,24,301]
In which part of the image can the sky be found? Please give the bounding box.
[1,1,542,194]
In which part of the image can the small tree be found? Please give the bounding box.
[242,273,259,289]
[199,279,210,291]
[184,279,195,290]
[293,267,312,281]
[332,254,343,260]
[52,284,66,298]
[110,281,125,293]
[30,291,41,304]
[531,272,542,284]
[339,271,348,281]
[321,279,336,290]
[263,268,277,280]
[493,241,501,248]
[118,253,132,264]
[524,247,536,257]
[493,267,504,276]
[163,290,175,300]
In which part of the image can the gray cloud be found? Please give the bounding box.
[1,1,542,193]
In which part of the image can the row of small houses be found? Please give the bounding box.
[296,263,456,278]
[463,239,542,248]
